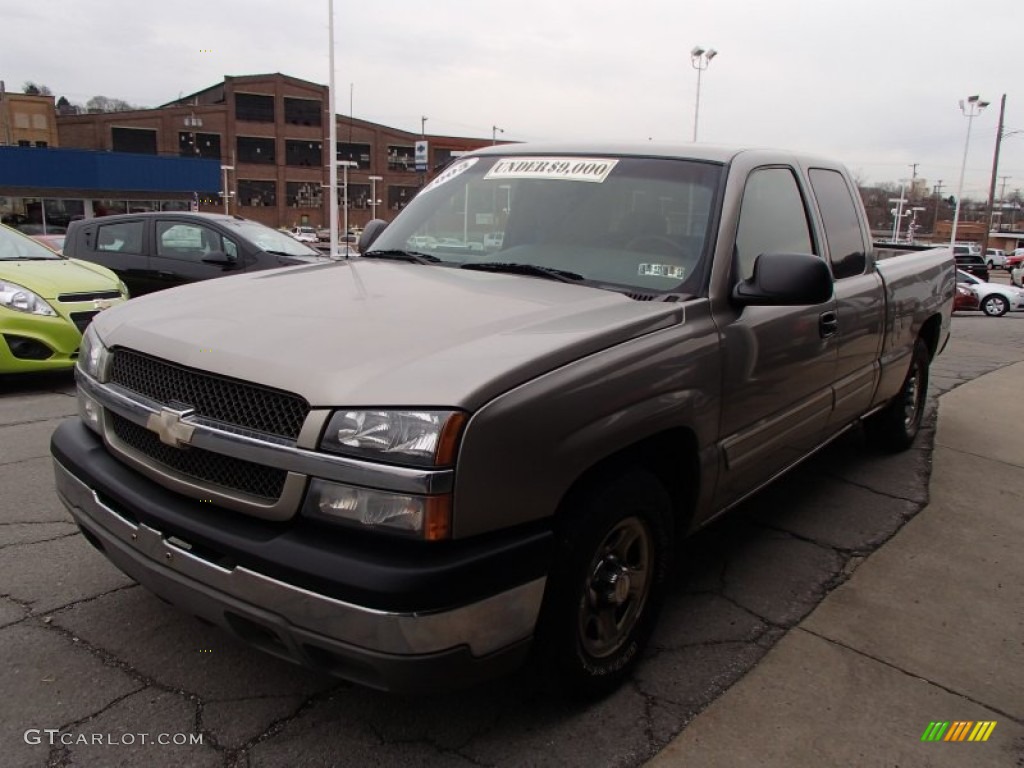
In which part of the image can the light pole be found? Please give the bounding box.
[492,125,504,145]
[950,94,989,249]
[690,46,717,142]
[220,164,234,214]
[338,160,357,254]
[368,175,382,220]
[889,180,909,243]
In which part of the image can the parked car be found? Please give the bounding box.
[952,250,989,281]
[1006,248,1024,275]
[290,226,319,244]
[953,283,980,312]
[0,223,127,374]
[1011,261,1024,288]
[985,248,1007,270]
[63,212,325,296]
[955,268,1024,316]
[483,232,504,250]
[53,144,954,696]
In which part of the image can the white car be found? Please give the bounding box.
[290,226,319,244]
[956,269,1024,316]
[985,248,1006,270]
[1012,262,1024,288]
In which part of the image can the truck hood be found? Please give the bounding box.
[93,260,683,408]
[1,258,121,299]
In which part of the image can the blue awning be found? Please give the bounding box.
[0,146,220,193]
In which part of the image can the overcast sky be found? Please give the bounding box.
[5,0,1022,201]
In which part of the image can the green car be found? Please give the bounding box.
[1,223,128,374]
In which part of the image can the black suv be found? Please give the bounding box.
[64,213,325,296]
[952,246,989,281]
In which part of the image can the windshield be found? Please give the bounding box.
[0,224,64,261]
[222,219,321,257]
[369,155,723,295]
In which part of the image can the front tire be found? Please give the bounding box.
[865,338,930,452]
[535,469,673,698]
[982,295,1009,317]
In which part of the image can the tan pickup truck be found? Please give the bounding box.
[51,144,954,696]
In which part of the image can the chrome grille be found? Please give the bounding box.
[110,349,309,440]
[110,413,288,500]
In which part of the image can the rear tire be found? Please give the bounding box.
[535,468,673,698]
[982,295,1009,317]
[865,338,930,452]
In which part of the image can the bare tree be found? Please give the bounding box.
[85,95,139,113]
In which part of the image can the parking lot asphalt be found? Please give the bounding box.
[1,311,1022,767]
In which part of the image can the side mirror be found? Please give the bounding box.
[201,250,239,268]
[359,219,388,253]
[732,252,833,306]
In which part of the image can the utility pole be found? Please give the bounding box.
[909,163,919,200]
[932,180,944,235]
[981,94,1007,255]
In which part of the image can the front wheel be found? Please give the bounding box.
[864,338,930,452]
[982,295,1009,317]
[535,469,673,698]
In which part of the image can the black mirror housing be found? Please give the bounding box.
[732,252,833,306]
[359,220,388,253]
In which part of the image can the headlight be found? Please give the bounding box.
[321,410,466,467]
[0,280,57,316]
[303,479,451,540]
[78,324,110,380]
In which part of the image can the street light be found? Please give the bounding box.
[220,164,234,214]
[950,94,989,248]
[368,175,383,220]
[690,46,718,142]
[889,179,910,243]
[492,125,504,145]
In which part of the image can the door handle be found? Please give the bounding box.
[819,311,838,339]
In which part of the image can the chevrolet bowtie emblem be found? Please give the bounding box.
[146,406,196,448]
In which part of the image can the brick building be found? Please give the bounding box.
[56,73,495,231]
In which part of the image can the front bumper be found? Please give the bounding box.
[51,421,551,692]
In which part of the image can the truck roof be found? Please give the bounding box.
[467,142,845,168]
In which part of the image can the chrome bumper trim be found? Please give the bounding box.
[78,371,453,495]
[54,459,544,657]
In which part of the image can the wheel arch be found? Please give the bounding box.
[554,427,700,544]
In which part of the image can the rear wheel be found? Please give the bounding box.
[982,295,1009,317]
[535,469,673,698]
[865,338,930,452]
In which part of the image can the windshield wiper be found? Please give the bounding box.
[362,249,441,264]
[460,262,584,282]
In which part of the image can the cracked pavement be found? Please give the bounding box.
[2,313,1023,768]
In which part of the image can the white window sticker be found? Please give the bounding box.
[484,157,619,183]
[638,263,686,279]
[421,158,479,194]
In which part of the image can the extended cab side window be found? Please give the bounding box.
[95,221,145,254]
[808,169,867,279]
[156,222,227,262]
[735,168,814,281]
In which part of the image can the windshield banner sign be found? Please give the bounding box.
[484,157,618,183]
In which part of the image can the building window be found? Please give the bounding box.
[111,127,158,155]
[285,140,322,168]
[286,182,323,208]
[388,186,419,211]
[237,136,276,165]
[35,141,48,148]
[338,142,371,170]
[17,140,31,147]
[387,146,415,172]
[346,184,371,209]
[284,97,322,127]
[238,180,276,207]
[235,93,275,123]
[178,131,221,159]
